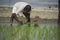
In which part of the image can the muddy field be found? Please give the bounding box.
[0,7,58,26]
[0,7,58,19]
[0,17,57,23]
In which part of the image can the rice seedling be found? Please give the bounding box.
[0,24,58,40]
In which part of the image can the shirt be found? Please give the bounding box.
[12,2,29,14]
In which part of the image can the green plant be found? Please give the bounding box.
[0,24,58,40]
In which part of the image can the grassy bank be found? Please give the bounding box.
[0,24,58,40]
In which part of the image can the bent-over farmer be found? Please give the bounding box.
[10,2,31,26]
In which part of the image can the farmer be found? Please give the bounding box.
[10,2,31,26]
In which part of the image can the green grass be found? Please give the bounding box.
[0,24,58,40]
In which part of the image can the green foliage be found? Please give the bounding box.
[0,24,58,40]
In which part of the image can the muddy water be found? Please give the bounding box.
[0,17,58,27]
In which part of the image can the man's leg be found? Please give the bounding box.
[10,13,22,26]
[10,14,14,26]
[13,13,23,24]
